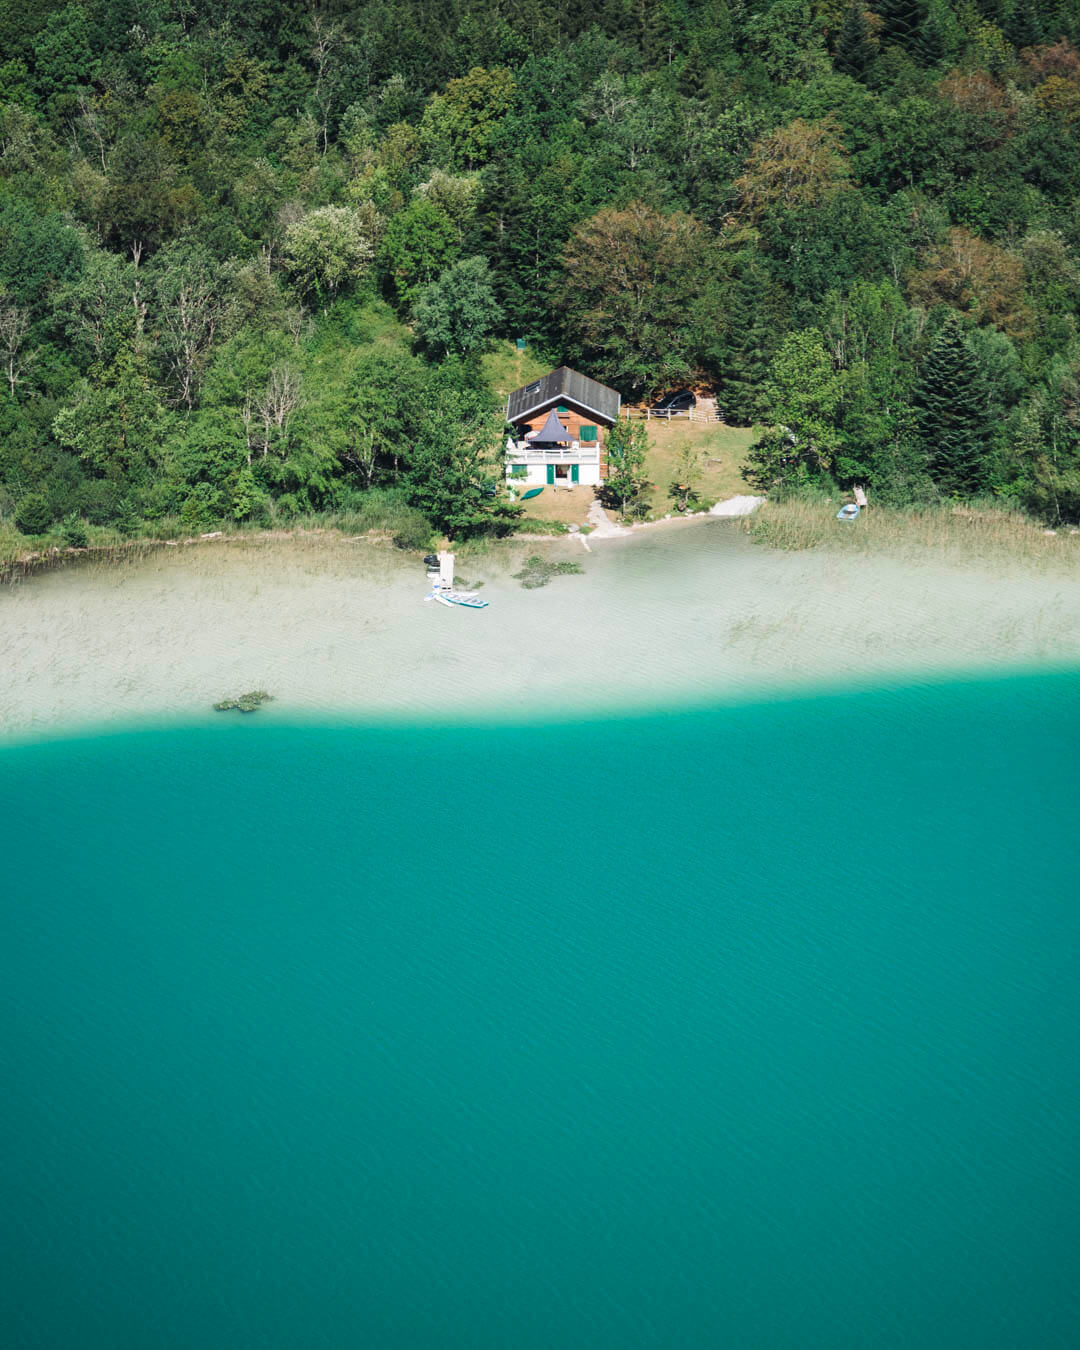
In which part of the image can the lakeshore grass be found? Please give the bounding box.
[744,496,1080,570]
[0,490,436,580]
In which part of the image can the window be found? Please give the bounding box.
[510,464,528,478]
[556,404,569,413]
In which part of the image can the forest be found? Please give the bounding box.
[2,0,1080,547]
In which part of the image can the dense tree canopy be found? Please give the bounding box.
[2,0,1080,540]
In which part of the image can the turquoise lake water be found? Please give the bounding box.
[2,673,1079,1348]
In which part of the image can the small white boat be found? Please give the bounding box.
[425,587,489,609]
[836,503,860,521]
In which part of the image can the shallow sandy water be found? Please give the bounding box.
[3,522,1080,738]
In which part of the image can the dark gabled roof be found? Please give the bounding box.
[507,366,621,426]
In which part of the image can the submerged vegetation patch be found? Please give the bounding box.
[214,691,274,714]
[513,556,584,589]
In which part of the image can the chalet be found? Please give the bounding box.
[505,367,621,488]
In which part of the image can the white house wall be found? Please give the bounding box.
[507,461,603,488]
[509,464,549,487]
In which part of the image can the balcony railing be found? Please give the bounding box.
[506,439,601,464]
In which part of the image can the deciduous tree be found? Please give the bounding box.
[283,204,379,306]
[150,242,234,408]
[342,347,427,483]
[555,202,711,397]
[52,347,169,483]
[413,255,501,357]
[0,298,36,399]
[380,197,458,309]
[599,416,650,518]
[744,328,845,490]
[431,66,515,170]
[406,366,520,539]
[734,117,850,221]
[907,227,1032,337]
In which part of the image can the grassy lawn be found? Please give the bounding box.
[512,485,594,527]
[480,342,549,405]
[638,418,759,513]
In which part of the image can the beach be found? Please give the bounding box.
[4,519,1080,739]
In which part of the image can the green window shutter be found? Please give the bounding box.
[580,425,597,442]
[571,464,579,484]
[557,404,569,413]
[546,464,555,485]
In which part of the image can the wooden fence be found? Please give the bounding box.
[625,405,723,423]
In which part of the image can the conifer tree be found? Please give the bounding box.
[679,42,709,98]
[835,4,876,79]
[1004,0,1044,49]
[913,316,993,495]
[638,0,675,67]
[878,0,929,54]
[717,266,772,426]
[918,1,948,65]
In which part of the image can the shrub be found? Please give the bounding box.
[139,481,181,521]
[77,480,124,525]
[115,498,140,537]
[392,512,435,550]
[179,484,221,531]
[14,493,52,535]
[60,512,89,548]
[341,488,433,549]
[514,517,570,534]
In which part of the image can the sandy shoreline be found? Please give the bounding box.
[3,518,1080,741]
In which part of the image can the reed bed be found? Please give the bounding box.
[744,498,1080,572]
[0,499,434,586]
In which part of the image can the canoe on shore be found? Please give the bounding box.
[427,588,489,609]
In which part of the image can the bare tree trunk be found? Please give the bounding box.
[132,275,147,347]
[76,90,110,171]
[254,364,303,456]
[310,10,342,157]
[242,395,255,465]
[0,302,35,401]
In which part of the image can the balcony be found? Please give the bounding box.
[505,439,601,465]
